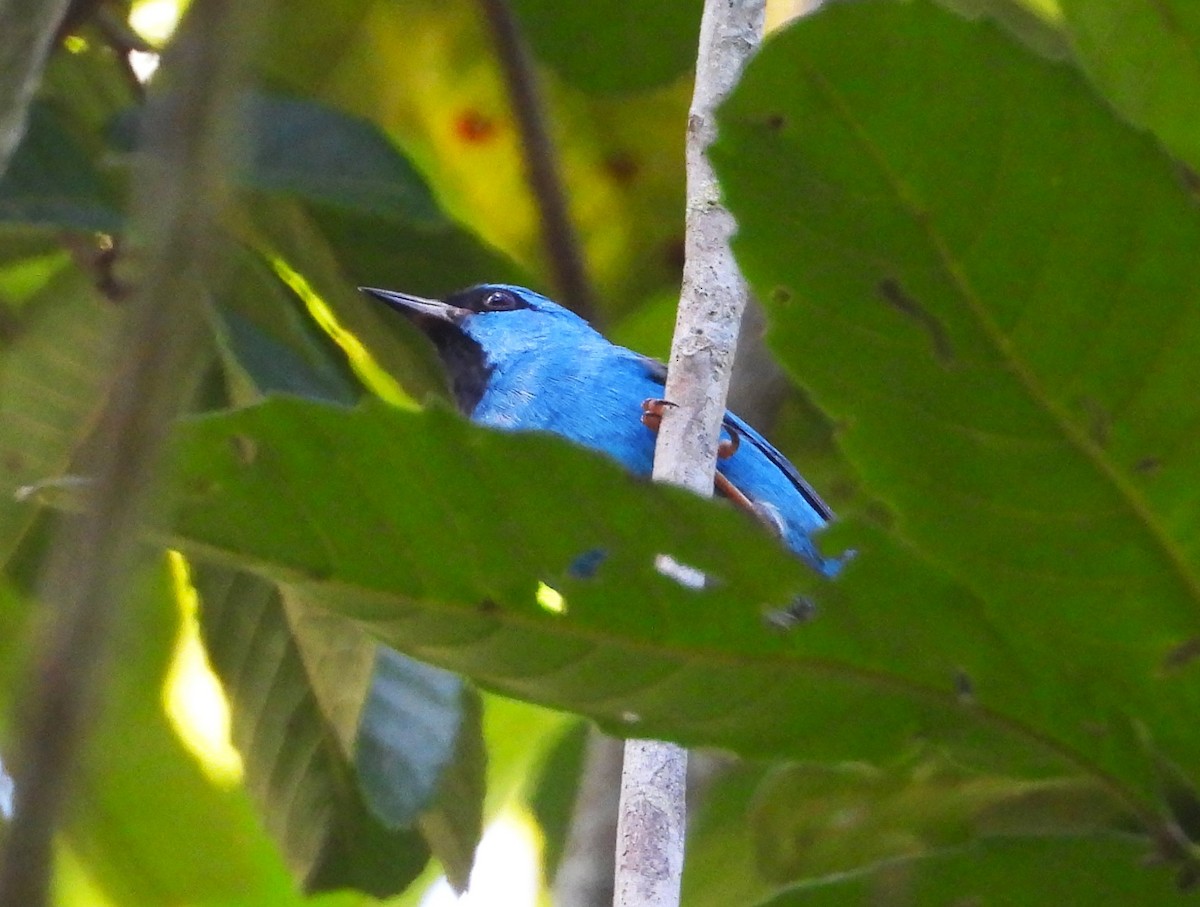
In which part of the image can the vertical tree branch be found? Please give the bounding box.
[0,0,73,177]
[477,0,596,321]
[0,2,258,903]
[614,2,765,906]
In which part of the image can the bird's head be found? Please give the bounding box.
[361,283,597,411]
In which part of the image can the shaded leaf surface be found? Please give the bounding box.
[168,397,1089,780]
[0,102,122,232]
[715,0,1200,815]
[0,266,118,564]
[195,565,431,897]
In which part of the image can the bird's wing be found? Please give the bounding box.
[633,354,833,521]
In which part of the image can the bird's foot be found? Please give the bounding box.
[640,399,781,540]
[640,397,676,432]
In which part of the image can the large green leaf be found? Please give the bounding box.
[714,0,1200,820]
[0,265,118,565]
[1057,0,1200,173]
[165,396,1100,784]
[0,101,121,231]
[762,836,1181,906]
[194,566,432,897]
[684,757,1142,907]
[283,594,485,892]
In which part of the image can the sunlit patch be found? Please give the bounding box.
[420,811,541,907]
[129,0,183,44]
[162,552,243,786]
[268,256,417,409]
[63,35,88,53]
[536,582,566,615]
[0,752,12,820]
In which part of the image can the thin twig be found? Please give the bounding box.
[476,0,595,321]
[0,2,256,903]
[614,2,766,906]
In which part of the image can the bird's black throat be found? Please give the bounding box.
[423,320,492,415]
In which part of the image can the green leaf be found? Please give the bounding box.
[511,0,703,94]
[714,0,1200,814]
[0,101,122,232]
[194,566,432,898]
[166,396,1082,778]
[761,836,1181,906]
[283,594,485,892]
[748,759,1131,884]
[1057,0,1200,172]
[235,93,444,224]
[0,265,118,565]
[0,559,304,906]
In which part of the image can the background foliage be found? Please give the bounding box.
[1,0,1199,904]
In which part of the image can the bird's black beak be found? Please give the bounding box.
[359,287,470,325]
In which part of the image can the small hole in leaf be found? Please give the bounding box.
[763,596,817,632]
[536,582,567,615]
[568,548,608,579]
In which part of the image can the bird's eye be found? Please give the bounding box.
[482,289,518,311]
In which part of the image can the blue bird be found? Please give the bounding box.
[361,284,839,577]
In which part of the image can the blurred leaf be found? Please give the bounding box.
[165,396,1092,784]
[526,720,590,883]
[934,0,1070,59]
[67,560,302,905]
[1056,1,1200,173]
[236,93,444,223]
[0,558,304,906]
[0,265,118,565]
[195,566,432,898]
[715,0,1200,818]
[511,0,703,94]
[212,243,362,405]
[749,760,1131,884]
[0,101,121,231]
[257,0,689,309]
[761,836,1179,906]
[284,597,485,892]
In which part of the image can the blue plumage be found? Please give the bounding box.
[362,283,838,576]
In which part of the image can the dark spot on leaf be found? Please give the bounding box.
[764,112,785,131]
[953,669,975,703]
[454,109,497,144]
[769,286,792,305]
[1177,864,1200,893]
[1075,396,1111,448]
[568,548,608,580]
[478,598,499,614]
[229,434,257,465]
[763,596,817,631]
[1163,637,1200,671]
[862,501,895,530]
[1177,163,1200,200]
[1135,456,1162,475]
[2,450,24,474]
[603,151,640,184]
[1080,720,1108,738]
[876,278,955,366]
